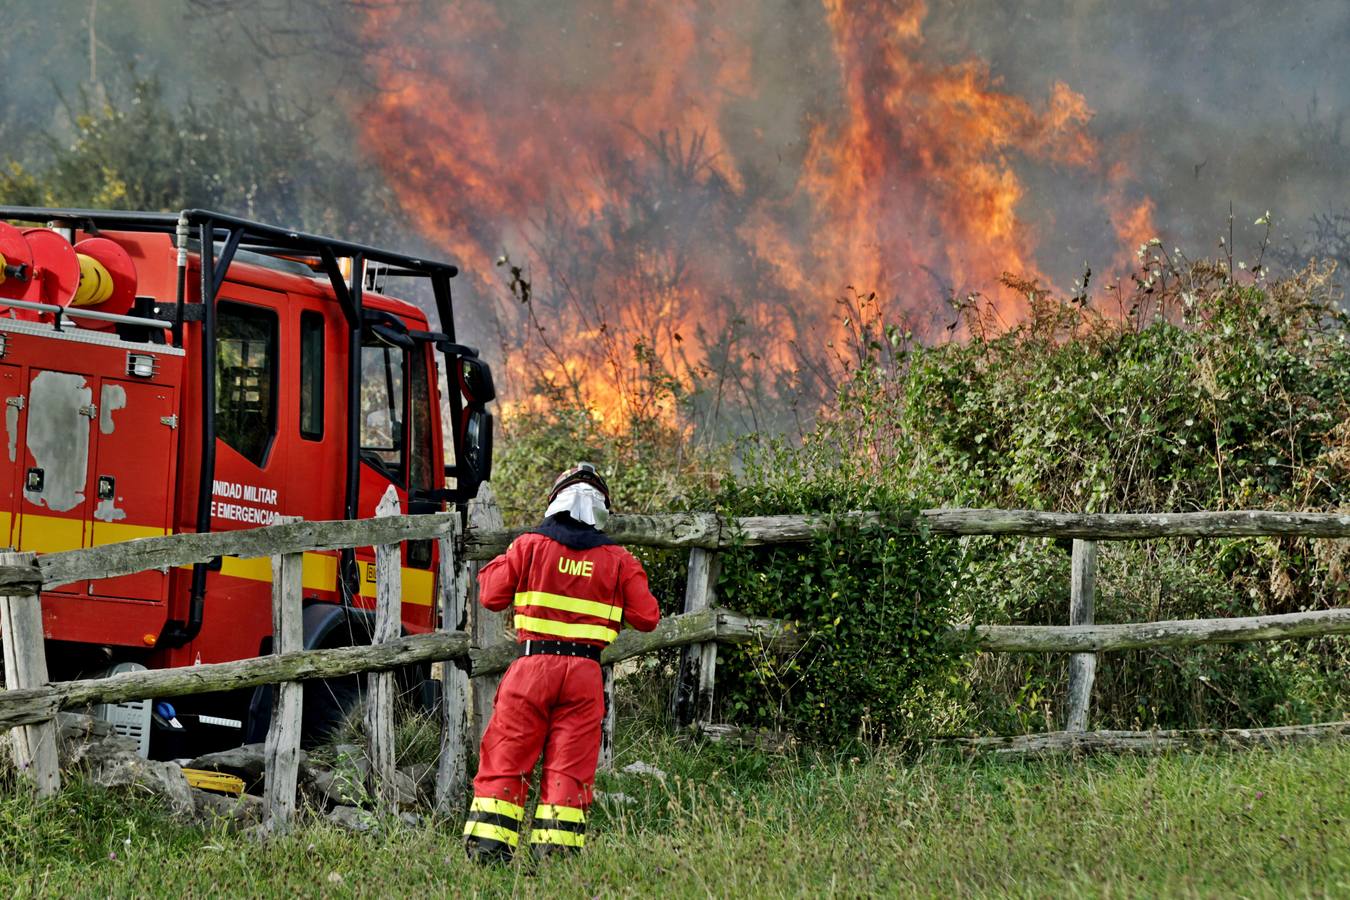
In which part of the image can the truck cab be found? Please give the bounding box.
[0,207,493,746]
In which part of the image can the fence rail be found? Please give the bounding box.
[2,507,1347,590]
[466,508,1350,559]
[3,499,1349,828]
[973,607,1350,652]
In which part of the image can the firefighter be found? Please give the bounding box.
[462,463,661,864]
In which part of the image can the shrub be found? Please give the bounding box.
[713,256,1350,738]
[705,443,967,744]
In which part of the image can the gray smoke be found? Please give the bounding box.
[2,0,1345,320]
[922,0,1349,282]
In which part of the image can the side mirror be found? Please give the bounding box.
[459,355,496,405]
[459,407,493,490]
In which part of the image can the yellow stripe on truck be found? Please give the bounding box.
[16,512,434,607]
[91,521,170,544]
[20,513,167,553]
[18,513,85,554]
[217,554,435,606]
[357,560,435,606]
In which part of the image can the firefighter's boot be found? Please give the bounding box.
[462,797,524,865]
[528,803,586,860]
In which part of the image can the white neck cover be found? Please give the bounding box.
[544,484,610,530]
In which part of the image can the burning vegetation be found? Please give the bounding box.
[358,0,1155,434]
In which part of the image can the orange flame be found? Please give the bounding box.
[358,0,1153,429]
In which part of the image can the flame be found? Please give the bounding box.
[357,1,1152,430]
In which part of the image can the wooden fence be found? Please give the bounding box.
[2,496,1349,831]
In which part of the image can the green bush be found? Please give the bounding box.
[706,445,966,744]
[713,257,1350,739]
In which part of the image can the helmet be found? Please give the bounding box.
[548,462,611,507]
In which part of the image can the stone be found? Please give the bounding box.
[399,762,436,802]
[188,743,262,784]
[389,769,422,810]
[188,743,311,794]
[319,744,372,784]
[620,761,667,780]
[90,753,195,815]
[56,711,139,768]
[593,790,637,806]
[301,762,367,810]
[327,804,377,833]
[301,765,339,809]
[191,789,264,830]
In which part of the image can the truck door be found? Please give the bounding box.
[87,379,180,601]
[192,288,291,664]
[355,329,439,629]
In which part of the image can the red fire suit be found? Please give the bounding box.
[462,527,660,857]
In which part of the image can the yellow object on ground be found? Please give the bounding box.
[181,768,245,796]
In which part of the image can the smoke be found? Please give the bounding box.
[355,0,1159,426]
[2,0,1345,430]
[920,0,1350,284]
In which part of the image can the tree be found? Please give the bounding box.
[0,76,402,243]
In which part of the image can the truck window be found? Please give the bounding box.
[300,311,324,440]
[409,346,436,495]
[216,301,278,466]
[360,334,405,481]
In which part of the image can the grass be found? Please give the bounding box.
[2,725,1348,898]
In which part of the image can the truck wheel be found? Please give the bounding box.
[244,674,362,748]
[301,674,363,748]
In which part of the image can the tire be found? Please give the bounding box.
[301,673,365,748]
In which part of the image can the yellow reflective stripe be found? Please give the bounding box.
[514,590,622,622]
[196,553,436,608]
[17,511,437,607]
[18,513,85,554]
[513,614,617,643]
[470,797,525,820]
[535,804,585,823]
[358,560,436,607]
[464,820,519,847]
[529,828,585,847]
[301,552,339,593]
[91,521,170,544]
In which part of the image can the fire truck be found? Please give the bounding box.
[0,206,494,752]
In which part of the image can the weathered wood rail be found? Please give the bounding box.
[3,499,1349,821]
[948,721,1350,756]
[972,607,1350,653]
[464,508,1350,559]
[0,607,787,732]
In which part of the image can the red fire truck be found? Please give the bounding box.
[0,206,494,750]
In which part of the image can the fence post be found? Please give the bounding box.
[434,515,470,814]
[1065,538,1098,732]
[671,548,721,729]
[466,484,505,743]
[0,550,59,797]
[366,487,402,811]
[598,665,615,771]
[263,519,304,834]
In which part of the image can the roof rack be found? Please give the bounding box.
[0,206,458,277]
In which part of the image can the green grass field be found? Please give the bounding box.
[2,734,1347,898]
